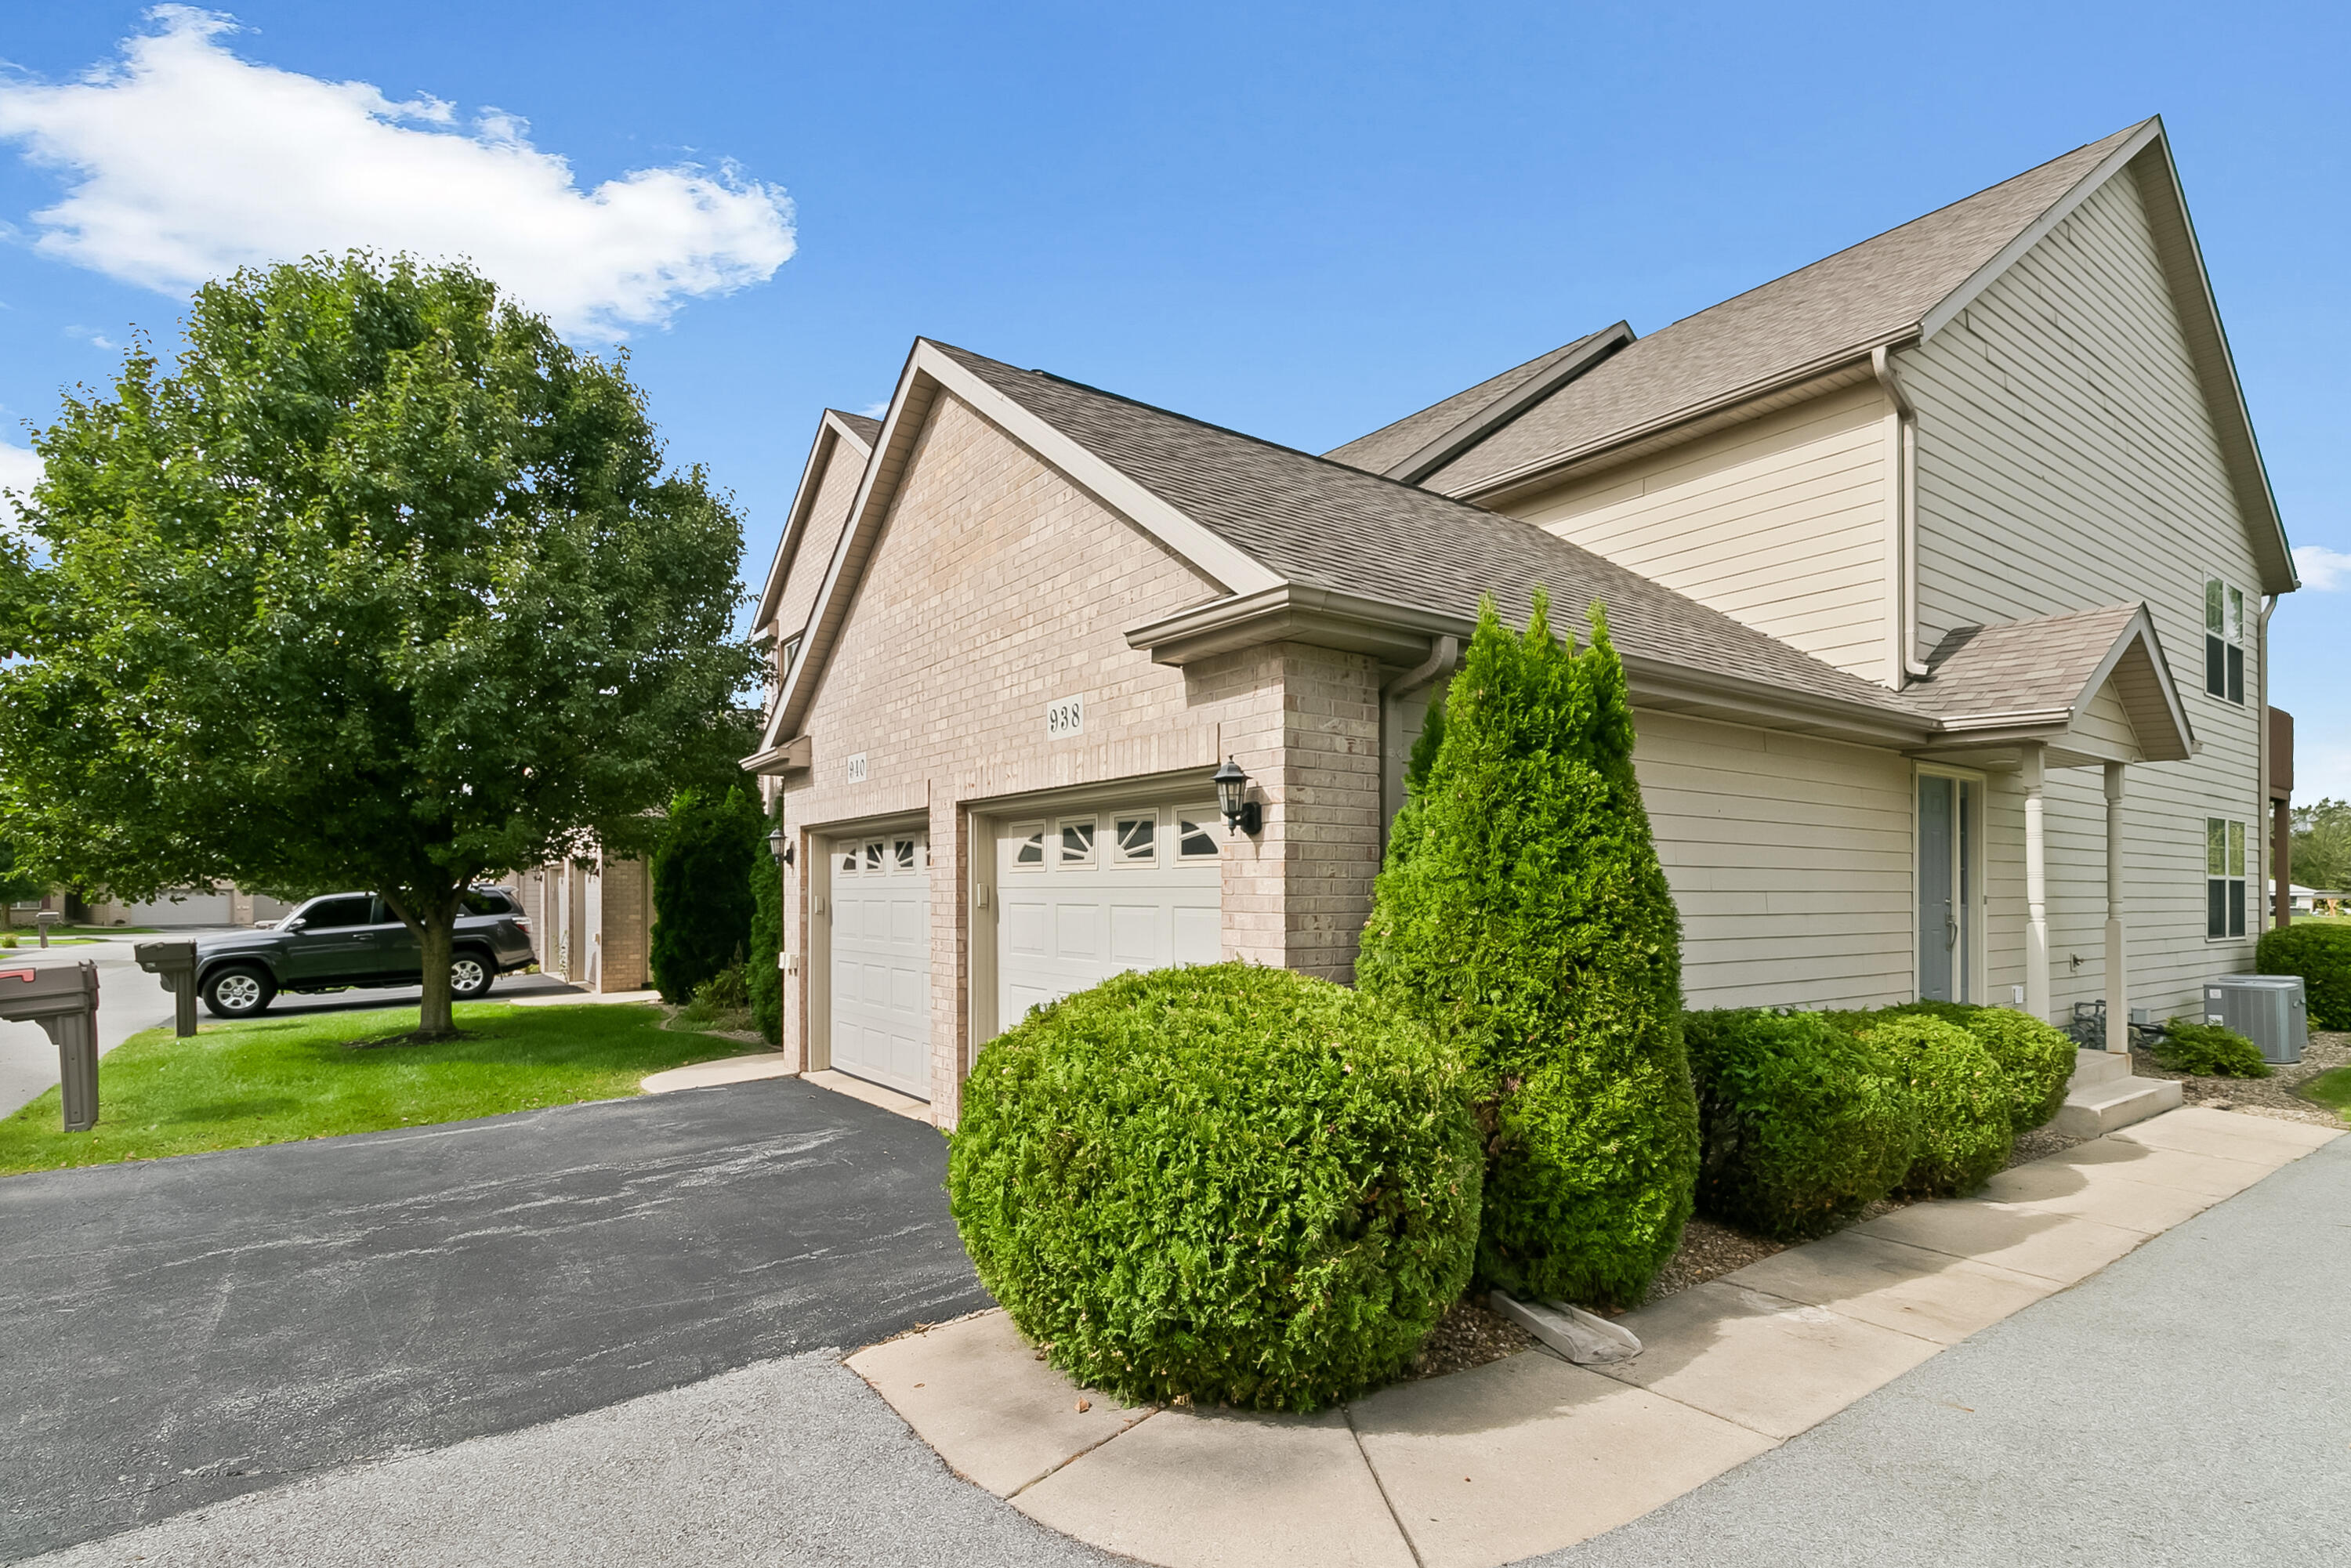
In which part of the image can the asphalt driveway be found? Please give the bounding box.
[0,1075,987,1561]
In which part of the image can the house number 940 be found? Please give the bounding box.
[1045,695,1084,739]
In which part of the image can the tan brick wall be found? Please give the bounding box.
[771,440,867,644]
[596,853,651,992]
[773,393,1385,1126]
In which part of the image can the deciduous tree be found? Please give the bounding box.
[0,254,757,1036]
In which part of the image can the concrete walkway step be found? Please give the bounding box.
[2067,1048,2133,1090]
[2055,1073,2183,1138]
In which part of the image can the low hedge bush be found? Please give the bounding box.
[2153,1018,2271,1078]
[947,964,1481,1412]
[1885,1002,2074,1132]
[1683,1009,1914,1239]
[2258,922,2351,1031]
[1850,1015,2012,1197]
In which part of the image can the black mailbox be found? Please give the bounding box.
[135,940,200,1038]
[0,961,100,1132]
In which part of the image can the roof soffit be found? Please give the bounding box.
[763,341,1284,748]
[752,408,878,632]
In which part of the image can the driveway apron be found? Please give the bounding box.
[0,1076,987,1561]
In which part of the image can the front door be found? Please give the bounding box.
[1918,776,1973,1002]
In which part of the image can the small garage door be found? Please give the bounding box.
[998,801,1222,1029]
[828,831,933,1100]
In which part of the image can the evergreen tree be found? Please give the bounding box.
[748,799,784,1043]
[649,787,763,1002]
[1358,589,1697,1309]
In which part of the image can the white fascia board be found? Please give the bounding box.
[752,410,878,633]
[914,342,1284,599]
[1919,118,2164,342]
[766,339,1285,751]
[2072,605,2196,762]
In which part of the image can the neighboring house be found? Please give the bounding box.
[514,850,653,994]
[81,884,294,927]
[745,117,2298,1126]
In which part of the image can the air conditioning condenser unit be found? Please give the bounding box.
[2205,975,2307,1066]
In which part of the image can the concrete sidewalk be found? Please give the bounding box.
[846,1106,2340,1568]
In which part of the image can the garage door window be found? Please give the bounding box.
[1115,815,1157,863]
[1060,820,1097,864]
[1013,827,1045,865]
[1179,810,1219,858]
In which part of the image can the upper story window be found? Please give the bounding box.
[2204,578,2244,704]
[2206,817,2247,939]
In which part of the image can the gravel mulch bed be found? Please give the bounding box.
[1406,1297,1534,1379]
[2131,1027,2349,1128]
[1644,1216,1787,1301]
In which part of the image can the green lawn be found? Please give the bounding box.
[0,1001,771,1177]
[2298,1066,2351,1123]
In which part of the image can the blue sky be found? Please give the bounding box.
[1,3,2344,792]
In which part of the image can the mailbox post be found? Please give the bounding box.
[34,909,61,949]
[135,940,201,1038]
[0,961,101,1131]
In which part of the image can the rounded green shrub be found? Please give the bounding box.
[2154,1018,2271,1078]
[2258,922,2351,1030]
[947,964,1481,1413]
[1887,1002,2074,1132]
[1683,1009,1914,1239]
[1358,592,1697,1310]
[1857,1016,2012,1197]
[649,786,763,1002]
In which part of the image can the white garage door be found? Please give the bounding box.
[998,801,1222,1030]
[118,888,234,926]
[828,831,933,1100]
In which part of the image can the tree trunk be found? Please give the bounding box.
[416,909,458,1038]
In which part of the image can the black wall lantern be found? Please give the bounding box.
[1212,755,1262,837]
[767,824,793,866]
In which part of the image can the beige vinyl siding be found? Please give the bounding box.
[1634,711,1914,1010]
[2069,679,2143,761]
[1901,161,2264,1019]
[1505,382,1893,683]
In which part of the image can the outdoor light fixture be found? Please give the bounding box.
[1212,755,1261,837]
[768,824,792,866]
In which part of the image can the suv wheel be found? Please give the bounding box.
[450,951,494,1001]
[204,965,276,1019]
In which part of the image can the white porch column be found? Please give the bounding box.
[2104,762,2128,1054]
[2023,743,2051,1023]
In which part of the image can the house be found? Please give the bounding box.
[513,849,654,994]
[744,117,2298,1126]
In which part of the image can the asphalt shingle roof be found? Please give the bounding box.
[1361,123,2148,496]
[1322,327,1621,476]
[932,341,1926,723]
[1907,604,2144,719]
[829,410,883,446]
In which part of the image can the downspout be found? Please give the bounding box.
[1378,636,1460,852]
[2259,592,2277,932]
[1871,346,1931,684]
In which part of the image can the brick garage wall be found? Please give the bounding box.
[597,852,651,993]
[773,393,1385,1126]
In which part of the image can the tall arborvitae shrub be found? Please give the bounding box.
[1358,590,1697,1309]
[748,800,783,1044]
[648,786,763,1003]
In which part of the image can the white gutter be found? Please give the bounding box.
[1871,346,1930,683]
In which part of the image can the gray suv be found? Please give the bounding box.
[196,889,538,1019]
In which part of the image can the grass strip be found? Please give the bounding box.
[0,1001,770,1177]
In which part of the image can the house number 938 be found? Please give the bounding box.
[1045,695,1084,739]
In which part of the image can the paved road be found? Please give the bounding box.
[0,1076,988,1562]
[1541,1132,2351,1567]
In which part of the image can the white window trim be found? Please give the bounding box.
[2204,814,2251,942]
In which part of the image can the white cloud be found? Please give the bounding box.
[0,440,41,525]
[2294,544,2350,591]
[0,7,795,338]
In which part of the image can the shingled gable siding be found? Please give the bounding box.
[1502,380,1895,685]
[1902,164,2263,1019]
[770,393,1382,1126]
[770,439,868,648]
